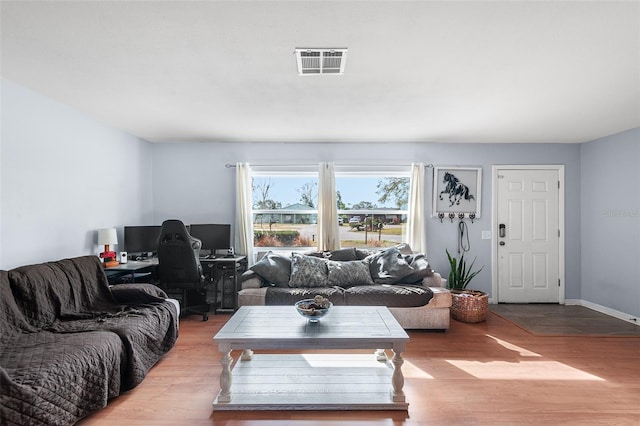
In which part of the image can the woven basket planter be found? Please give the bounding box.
[450,290,489,323]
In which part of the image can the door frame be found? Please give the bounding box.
[491,165,565,304]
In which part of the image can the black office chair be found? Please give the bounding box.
[157,219,209,321]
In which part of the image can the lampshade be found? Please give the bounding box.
[97,228,118,246]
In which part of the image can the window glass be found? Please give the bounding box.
[250,165,411,252]
[335,173,409,248]
[252,175,318,248]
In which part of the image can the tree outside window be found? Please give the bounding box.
[250,168,410,251]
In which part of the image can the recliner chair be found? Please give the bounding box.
[157,219,210,321]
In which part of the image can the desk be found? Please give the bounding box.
[200,256,247,312]
[105,256,246,312]
[104,259,158,284]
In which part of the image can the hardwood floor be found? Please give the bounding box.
[78,311,640,426]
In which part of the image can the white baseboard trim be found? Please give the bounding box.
[565,299,639,326]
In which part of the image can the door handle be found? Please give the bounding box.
[499,224,506,238]
[499,241,506,246]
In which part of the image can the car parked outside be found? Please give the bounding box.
[338,217,343,225]
[349,216,361,224]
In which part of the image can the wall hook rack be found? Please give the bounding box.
[438,212,445,223]
[449,212,456,223]
[469,212,476,223]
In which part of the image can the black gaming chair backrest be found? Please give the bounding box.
[157,220,202,286]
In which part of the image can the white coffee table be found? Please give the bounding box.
[212,305,410,410]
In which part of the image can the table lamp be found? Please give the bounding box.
[98,228,119,267]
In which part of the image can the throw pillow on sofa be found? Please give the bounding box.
[325,248,359,261]
[289,253,329,287]
[250,251,292,287]
[367,247,431,285]
[401,252,433,283]
[326,260,374,286]
[302,247,359,261]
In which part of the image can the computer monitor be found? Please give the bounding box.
[189,224,231,252]
[124,225,162,255]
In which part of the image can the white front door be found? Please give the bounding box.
[495,167,562,303]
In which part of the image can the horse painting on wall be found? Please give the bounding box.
[432,167,482,218]
[440,172,475,207]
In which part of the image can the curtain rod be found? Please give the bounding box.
[225,163,434,168]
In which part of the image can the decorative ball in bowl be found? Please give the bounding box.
[295,295,333,323]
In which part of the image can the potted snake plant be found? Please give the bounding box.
[446,249,488,323]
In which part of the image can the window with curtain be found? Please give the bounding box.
[251,166,319,249]
[249,164,414,253]
[335,166,410,248]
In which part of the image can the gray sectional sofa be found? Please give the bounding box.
[238,246,452,330]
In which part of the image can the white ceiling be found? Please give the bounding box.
[1,1,639,144]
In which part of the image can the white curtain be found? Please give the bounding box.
[317,162,339,251]
[235,162,254,265]
[407,162,426,254]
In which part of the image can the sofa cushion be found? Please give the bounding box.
[325,248,359,261]
[367,247,432,285]
[288,253,329,287]
[327,260,374,286]
[355,248,373,260]
[250,251,292,287]
[400,253,433,283]
[302,248,358,261]
[240,270,265,289]
[395,243,414,255]
[302,250,326,258]
[265,286,346,305]
[344,285,433,308]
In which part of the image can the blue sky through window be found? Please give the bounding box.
[253,176,401,208]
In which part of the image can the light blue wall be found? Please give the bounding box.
[3,77,635,317]
[580,128,640,318]
[151,141,582,300]
[0,79,154,269]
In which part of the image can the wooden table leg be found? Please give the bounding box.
[390,349,406,403]
[241,349,254,361]
[218,348,233,403]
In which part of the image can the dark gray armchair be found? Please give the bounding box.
[157,219,209,321]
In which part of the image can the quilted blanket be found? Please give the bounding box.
[0,256,178,426]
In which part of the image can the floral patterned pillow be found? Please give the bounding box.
[288,253,329,288]
[326,260,374,287]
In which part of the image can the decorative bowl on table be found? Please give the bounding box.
[295,295,333,323]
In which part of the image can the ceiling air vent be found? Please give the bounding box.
[295,48,348,75]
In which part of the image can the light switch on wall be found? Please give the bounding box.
[482,230,492,240]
